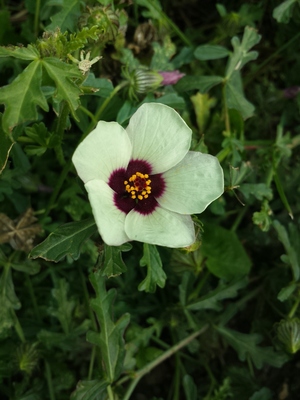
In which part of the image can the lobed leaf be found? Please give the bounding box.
[0,44,40,60]
[138,243,166,293]
[187,277,248,311]
[47,0,82,32]
[100,243,132,278]
[216,326,288,369]
[29,218,97,262]
[42,57,82,118]
[0,60,49,133]
[87,271,130,383]
[70,379,108,400]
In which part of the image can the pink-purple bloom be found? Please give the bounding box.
[159,70,185,86]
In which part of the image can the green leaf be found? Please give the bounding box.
[0,60,48,133]
[47,0,81,32]
[225,71,255,119]
[187,277,248,311]
[29,219,97,262]
[83,74,114,98]
[273,0,298,23]
[201,224,252,280]
[276,318,300,354]
[273,220,300,281]
[226,26,261,78]
[0,44,40,60]
[194,45,229,60]
[42,57,82,118]
[191,92,217,134]
[24,122,59,156]
[138,243,166,293]
[249,387,273,400]
[216,326,288,369]
[49,278,75,334]
[183,375,197,400]
[70,379,108,400]
[0,266,21,338]
[175,75,223,93]
[100,243,132,278]
[238,183,273,201]
[0,116,14,173]
[277,283,297,302]
[87,271,130,383]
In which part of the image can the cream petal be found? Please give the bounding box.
[126,103,191,174]
[125,207,195,248]
[85,179,130,246]
[157,151,224,214]
[72,121,132,183]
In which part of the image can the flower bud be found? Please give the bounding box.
[276,318,300,354]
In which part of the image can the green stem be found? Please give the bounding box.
[45,361,56,400]
[288,297,300,319]
[107,385,115,400]
[54,101,70,166]
[88,346,97,380]
[146,0,192,46]
[222,83,231,134]
[85,81,129,138]
[244,31,300,87]
[12,310,26,343]
[230,205,249,232]
[121,325,209,400]
[34,0,41,37]
[44,158,72,217]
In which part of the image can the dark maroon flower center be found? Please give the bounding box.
[108,159,165,215]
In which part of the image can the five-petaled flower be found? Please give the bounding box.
[72,103,224,247]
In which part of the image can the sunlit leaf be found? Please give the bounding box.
[29,218,97,262]
[0,44,40,60]
[42,57,82,118]
[0,60,48,133]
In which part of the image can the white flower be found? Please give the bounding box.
[72,103,224,247]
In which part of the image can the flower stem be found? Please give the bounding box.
[107,385,115,400]
[44,158,72,217]
[45,361,56,400]
[54,101,70,166]
[121,325,208,400]
[85,81,129,139]
[34,0,41,37]
[146,0,192,46]
[12,309,26,344]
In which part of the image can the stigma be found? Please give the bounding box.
[124,172,152,200]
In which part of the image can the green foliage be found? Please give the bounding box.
[29,219,97,262]
[138,243,166,293]
[216,326,288,369]
[87,271,130,383]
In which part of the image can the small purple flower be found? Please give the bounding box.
[283,86,300,99]
[159,70,185,86]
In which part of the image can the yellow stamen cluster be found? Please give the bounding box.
[124,172,152,200]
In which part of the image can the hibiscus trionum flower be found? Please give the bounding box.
[72,103,224,248]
